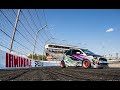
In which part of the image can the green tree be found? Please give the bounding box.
[27,54,47,60]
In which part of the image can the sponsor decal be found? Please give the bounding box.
[6,53,32,67]
[34,61,43,67]
[92,59,99,65]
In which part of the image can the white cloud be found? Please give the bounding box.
[106,28,114,32]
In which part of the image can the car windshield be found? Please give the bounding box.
[81,49,95,56]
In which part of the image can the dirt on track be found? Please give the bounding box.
[0,66,120,81]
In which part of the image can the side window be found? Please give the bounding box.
[73,50,83,55]
[72,50,76,55]
[79,50,84,54]
[79,51,83,54]
[66,50,71,55]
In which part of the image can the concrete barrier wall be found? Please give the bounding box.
[0,50,60,69]
[108,63,120,68]
[108,60,120,63]
[41,61,60,66]
[108,60,120,68]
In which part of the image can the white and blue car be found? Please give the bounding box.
[60,49,108,68]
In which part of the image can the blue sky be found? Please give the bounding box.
[45,9,120,56]
[0,9,120,57]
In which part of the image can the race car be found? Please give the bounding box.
[60,49,108,68]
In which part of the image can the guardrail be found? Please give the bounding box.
[108,60,120,64]
[108,60,120,68]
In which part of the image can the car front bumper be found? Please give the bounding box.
[92,63,108,68]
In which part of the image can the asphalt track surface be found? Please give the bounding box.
[0,66,120,81]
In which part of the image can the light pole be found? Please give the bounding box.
[43,37,55,60]
[32,25,47,59]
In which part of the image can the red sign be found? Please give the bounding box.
[6,53,32,67]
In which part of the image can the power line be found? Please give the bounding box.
[27,9,39,30]
[1,9,34,53]
[0,28,33,53]
[35,9,42,27]
[18,20,35,42]
[0,10,15,28]
[20,10,36,35]
[16,23,45,54]
[18,18,46,50]
[27,9,47,43]
[0,9,51,56]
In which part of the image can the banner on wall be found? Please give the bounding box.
[0,50,60,69]
[0,50,43,69]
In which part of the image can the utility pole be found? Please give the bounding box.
[10,9,21,52]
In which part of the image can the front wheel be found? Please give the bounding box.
[82,59,91,68]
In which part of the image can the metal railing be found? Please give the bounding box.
[0,9,53,60]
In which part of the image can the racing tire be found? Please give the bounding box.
[82,59,91,68]
[60,60,66,68]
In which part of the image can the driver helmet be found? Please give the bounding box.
[76,52,80,54]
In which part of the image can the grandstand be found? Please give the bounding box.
[45,44,80,61]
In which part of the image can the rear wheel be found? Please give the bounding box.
[60,60,66,68]
[82,60,91,68]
